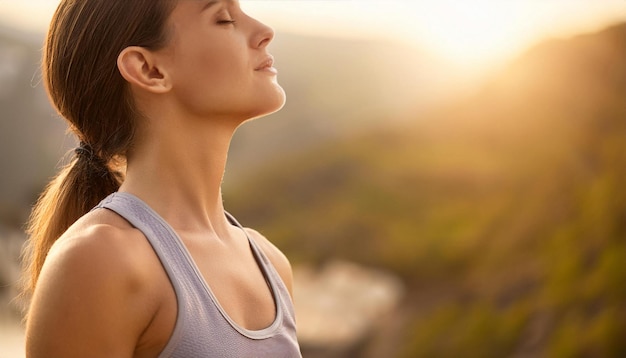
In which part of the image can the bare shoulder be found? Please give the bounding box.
[46,208,154,288]
[26,208,160,358]
[244,227,294,297]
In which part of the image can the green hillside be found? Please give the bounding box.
[225,23,626,357]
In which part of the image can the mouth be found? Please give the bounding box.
[255,55,277,74]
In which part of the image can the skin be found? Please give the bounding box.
[25,1,291,357]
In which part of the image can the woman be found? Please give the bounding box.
[21,0,301,357]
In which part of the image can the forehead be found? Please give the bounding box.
[164,0,240,36]
[181,0,239,10]
[168,0,240,20]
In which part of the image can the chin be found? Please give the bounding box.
[246,86,286,121]
[267,87,287,114]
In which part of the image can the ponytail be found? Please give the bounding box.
[18,0,175,312]
[20,149,122,302]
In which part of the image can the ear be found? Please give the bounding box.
[117,46,171,94]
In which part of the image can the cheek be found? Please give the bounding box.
[183,43,247,91]
[172,49,234,97]
[169,46,252,115]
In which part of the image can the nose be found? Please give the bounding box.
[250,18,274,49]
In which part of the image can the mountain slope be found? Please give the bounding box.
[225,22,626,357]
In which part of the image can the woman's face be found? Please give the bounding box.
[157,0,286,123]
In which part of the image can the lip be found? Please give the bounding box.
[255,54,277,74]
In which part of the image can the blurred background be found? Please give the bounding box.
[1,1,626,357]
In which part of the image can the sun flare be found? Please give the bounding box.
[2,0,626,72]
[244,1,540,70]
[404,2,531,68]
[244,0,626,72]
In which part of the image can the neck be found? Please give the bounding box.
[120,115,239,237]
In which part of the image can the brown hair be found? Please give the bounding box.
[21,0,177,303]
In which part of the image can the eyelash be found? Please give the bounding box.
[217,19,236,25]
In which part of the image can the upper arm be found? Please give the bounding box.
[244,228,294,298]
[25,225,154,358]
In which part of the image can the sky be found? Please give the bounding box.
[1,0,626,70]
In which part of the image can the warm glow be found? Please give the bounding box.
[244,0,626,71]
[2,0,626,72]
[399,1,531,68]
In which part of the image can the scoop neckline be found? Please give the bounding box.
[113,192,283,340]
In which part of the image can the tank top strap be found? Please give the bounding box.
[224,211,297,322]
[93,192,301,357]
[94,192,204,356]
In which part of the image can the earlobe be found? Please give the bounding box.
[117,46,170,94]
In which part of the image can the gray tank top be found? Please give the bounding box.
[95,192,302,358]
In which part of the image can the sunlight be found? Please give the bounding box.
[0,0,58,31]
[244,0,626,72]
[2,0,626,72]
[404,1,530,69]
[243,1,532,70]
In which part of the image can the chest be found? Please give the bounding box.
[186,236,278,330]
[135,235,278,357]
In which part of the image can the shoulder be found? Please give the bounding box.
[26,208,161,357]
[244,227,294,298]
[46,208,154,287]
